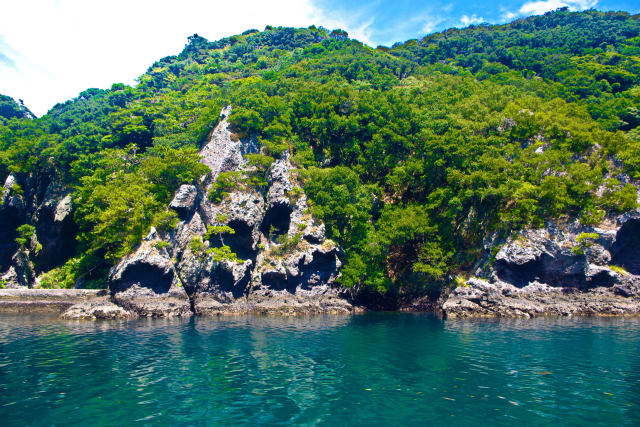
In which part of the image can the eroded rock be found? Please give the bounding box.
[169,184,198,219]
[61,299,135,320]
[103,106,350,317]
[447,210,640,318]
[443,277,640,318]
[109,239,191,317]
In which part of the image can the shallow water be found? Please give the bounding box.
[0,313,638,426]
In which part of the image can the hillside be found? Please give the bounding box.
[1,9,640,306]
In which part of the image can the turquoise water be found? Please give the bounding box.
[0,314,639,426]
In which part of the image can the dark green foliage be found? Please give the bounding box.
[1,10,640,293]
[0,95,34,121]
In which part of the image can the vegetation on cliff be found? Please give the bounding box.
[1,9,639,294]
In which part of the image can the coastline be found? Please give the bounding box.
[2,288,639,320]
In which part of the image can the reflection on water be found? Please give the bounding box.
[0,313,639,426]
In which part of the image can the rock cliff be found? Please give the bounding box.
[443,212,640,318]
[100,106,352,318]
[0,173,77,288]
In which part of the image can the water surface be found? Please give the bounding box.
[0,313,638,426]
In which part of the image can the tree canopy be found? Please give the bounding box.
[1,10,639,292]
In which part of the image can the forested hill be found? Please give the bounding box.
[1,9,639,295]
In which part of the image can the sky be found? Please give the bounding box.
[1,0,639,117]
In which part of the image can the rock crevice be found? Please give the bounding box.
[105,107,351,318]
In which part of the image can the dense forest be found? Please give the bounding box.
[1,9,639,296]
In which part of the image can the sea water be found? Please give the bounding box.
[0,313,638,426]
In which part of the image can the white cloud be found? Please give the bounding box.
[0,0,375,116]
[422,16,446,34]
[519,0,598,16]
[315,13,376,47]
[460,14,484,26]
[501,10,519,21]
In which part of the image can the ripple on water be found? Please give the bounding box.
[0,314,639,426]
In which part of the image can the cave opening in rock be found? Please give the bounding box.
[214,265,249,299]
[261,202,292,240]
[112,263,174,294]
[496,257,547,287]
[261,270,290,292]
[225,220,256,261]
[610,218,640,275]
[34,205,78,272]
[295,249,337,290]
[207,220,256,261]
[495,253,589,289]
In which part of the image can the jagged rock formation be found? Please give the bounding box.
[443,212,640,318]
[109,237,192,317]
[0,174,77,288]
[106,106,351,317]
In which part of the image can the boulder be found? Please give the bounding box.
[169,184,198,219]
[61,299,134,320]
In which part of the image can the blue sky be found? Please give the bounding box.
[1,0,638,116]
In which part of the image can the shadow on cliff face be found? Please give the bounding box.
[297,249,338,290]
[495,253,616,289]
[261,202,292,239]
[261,270,293,292]
[33,204,78,272]
[0,205,21,270]
[610,218,640,275]
[110,263,174,294]
[215,266,249,299]
[220,219,255,261]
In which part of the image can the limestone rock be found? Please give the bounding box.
[491,215,640,290]
[61,299,135,320]
[109,240,191,317]
[169,184,198,219]
[266,153,294,208]
[0,266,27,289]
[33,192,77,271]
[442,277,640,318]
[198,105,258,180]
[0,175,26,271]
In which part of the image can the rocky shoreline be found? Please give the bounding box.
[1,282,639,320]
[2,106,639,320]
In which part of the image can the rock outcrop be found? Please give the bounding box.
[0,289,108,314]
[0,174,79,288]
[443,277,640,318]
[107,106,351,317]
[109,237,192,318]
[443,212,640,318]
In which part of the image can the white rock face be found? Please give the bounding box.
[198,105,258,180]
[443,210,640,318]
[107,107,350,317]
